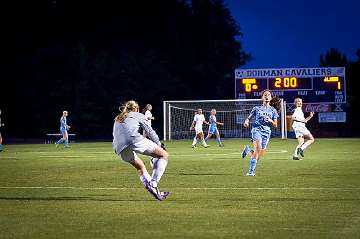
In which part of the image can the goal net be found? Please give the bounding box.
[163,99,286,141]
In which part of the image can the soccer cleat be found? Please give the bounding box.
[297,148,304,157]
[242,145,251,158]
[145,181,164,201]
[246,172,255,176]
[55,143,59,148]
[219,143,224,147]
[192,145,197,148]
[64,145,70,148]
[292,156,302,160]
[160,191,171,200]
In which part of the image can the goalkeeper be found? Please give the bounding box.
[113,100,170,201]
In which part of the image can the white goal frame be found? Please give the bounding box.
[163,99,287,141]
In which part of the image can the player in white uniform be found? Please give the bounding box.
[142,104,155,137]
[190,109,209,148]
[292,98,315,160]
[142,104,154,127]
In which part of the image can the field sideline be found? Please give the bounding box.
[0,139,360,238]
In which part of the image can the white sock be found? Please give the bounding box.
[192,137,197,146]
[202,139,208,147]
[301,142,310,150]
[294,146,300,156]
[140,171,152,186]
[151,158,168,187]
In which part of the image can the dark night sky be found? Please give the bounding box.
[225,0,360,68]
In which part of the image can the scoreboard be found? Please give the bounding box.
[235,67,346,122]
[235,67,346,104]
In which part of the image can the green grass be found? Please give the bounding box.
[0,139,360,239]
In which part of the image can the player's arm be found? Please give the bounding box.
[266,110,278,128]
[140,119,161,146]
[265,117,278,128]
[216,121,224,126]
[244,107,255,128]
[303,112,315,123]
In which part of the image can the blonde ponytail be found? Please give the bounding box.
[115,100,139,122]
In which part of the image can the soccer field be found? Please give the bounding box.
[0,139,360,239]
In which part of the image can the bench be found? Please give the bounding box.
[45,133,76,144]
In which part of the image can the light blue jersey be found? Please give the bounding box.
[208,115,218,134]
[249,105,278,149]
[60,116,68,134]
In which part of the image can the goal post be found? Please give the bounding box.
[163,99,287,141]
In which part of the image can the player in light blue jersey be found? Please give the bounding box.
[242,90,281,176]
[55,111,71,148]
[205,109,224,147]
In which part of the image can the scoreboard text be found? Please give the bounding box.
[235,67,346,104]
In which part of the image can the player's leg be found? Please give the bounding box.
[247,138,261,176]
[56,129,65,146]
[299,132,314,157]
[215,129,223,146]
[205,132,212,142]
[121,148,164,201]
[133,138,170,190]
[64,131,70,147]
[192,132,198,147]
[199,132,208,147]
[293,136,304,160]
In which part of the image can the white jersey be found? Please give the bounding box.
[292,107,305,128]
[193,114,205,133]
[194,114,205,128]
[144,110,152,126]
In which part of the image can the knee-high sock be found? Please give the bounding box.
[202,139,208,147]
[140,171,152,187]
[294,145,301,156]
[301,141,312,150]
[65,139,69,146]
[192,137,197,146]
[56,138,65,144]
[216,137,222,145]
[151,158,168,187]
[248,157,257,174]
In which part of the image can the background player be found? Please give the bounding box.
[0,109,3,152]
[242,90,281,176]
[55,111,71,148]
[113,100,170,201]
[205,109,224,147]
[292,98,315,160]
[142,104,155,137]
[190,108,209,148]
[142,104,155,127]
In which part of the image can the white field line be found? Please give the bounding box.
[0,186,359,191]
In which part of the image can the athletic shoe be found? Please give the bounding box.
[160,191,171,200]
[203,145,209,148]
[297,148,304,157]
[64,145,70,148]
[145,181,163,201]
[55,143,59,148]
[219,143,224,147]
[246,172,255,176]
[242,145,251,158]
[192,145,197,148]
[292,156,302,160]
